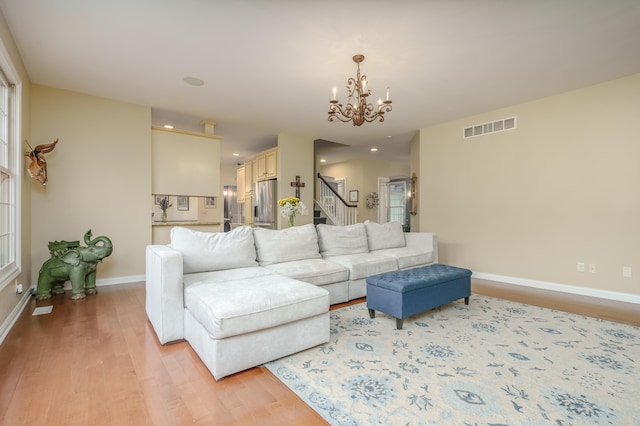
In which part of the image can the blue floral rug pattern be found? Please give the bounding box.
[265,295,639,425]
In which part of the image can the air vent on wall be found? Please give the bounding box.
[463,116,516,139]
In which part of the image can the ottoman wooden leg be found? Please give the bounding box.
[368,308,375,318]
[464,296,469,305]
[396,318,404,329]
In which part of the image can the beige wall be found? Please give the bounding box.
[418,73,640,297]
[321,158,410,223]
[277,133,314,228]
[409,132,421,232]
[151,127,221,197]
[0,9,32,338]
[30,85,152,284]
[221,163,237,189]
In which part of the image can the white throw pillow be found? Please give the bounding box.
[317,223,369,257]
[170,226,258,274]
[253,224,321,265]
[364,220,406,251]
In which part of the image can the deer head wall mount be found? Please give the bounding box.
[24,138,59,188]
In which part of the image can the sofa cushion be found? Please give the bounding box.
[183,266,276,288]
[171,226,257,274]
[372,247,435,270]
[253,224,321,266]
[364,220,406,251]
[184,275,329,339]
[324,252,397,280]
[264,259,349,286]
[316,223,369,257]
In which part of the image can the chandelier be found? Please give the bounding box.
[328,54,392,126]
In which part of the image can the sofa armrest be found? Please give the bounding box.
[145,245,185,344]
[404,232,438,264]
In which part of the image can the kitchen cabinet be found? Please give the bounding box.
[236,165,246,202]
[255,148,278,181]
[252,159,258,187]
[256,153,266,180]
[244,160,253,197]
[243,194,253,226]
[265,149,277,179]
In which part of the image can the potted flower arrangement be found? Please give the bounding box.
[277,197,307,227]
[158,197,172,222]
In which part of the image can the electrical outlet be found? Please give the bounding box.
[623,266,632,278]
[16,283,23,294]
[589,264,596,273]
[577,262,585,272]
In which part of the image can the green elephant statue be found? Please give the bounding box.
[36,230,113,300]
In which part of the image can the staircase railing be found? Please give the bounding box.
[316,173,358,226]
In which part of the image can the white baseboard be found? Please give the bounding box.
[472,272,640,305]
[0,291,33,346]
[96,274,145,286]
[32,274,146,292]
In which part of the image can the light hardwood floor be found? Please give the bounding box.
[0,279,637,425]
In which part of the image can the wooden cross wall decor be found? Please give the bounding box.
[290,175,306,199]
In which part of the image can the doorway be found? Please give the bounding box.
[378,177,410,230]
[333,177,346,199]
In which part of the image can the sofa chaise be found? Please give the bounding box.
[145,221,438,380]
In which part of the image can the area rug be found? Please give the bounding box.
[265,295,639,425]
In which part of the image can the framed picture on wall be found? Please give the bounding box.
[349,190,359,203]
[177,196,189,211]
[205,196,217,208]
[155,195,168,205]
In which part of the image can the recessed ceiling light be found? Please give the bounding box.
[387,135,392,139]
[370,148,378,152]
[183,76,205,86]
[163,124,174,129]
[320,159,326,163]
[233,153,240,156]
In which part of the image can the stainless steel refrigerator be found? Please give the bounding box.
[253,179,277,229]
[223,185,240,232]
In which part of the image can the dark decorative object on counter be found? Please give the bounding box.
[158,196,171,222]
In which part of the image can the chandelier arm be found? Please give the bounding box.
[328,114,354,123]
[376,103,392,114]
[328,103,355,123]
[363,113,384,123]
[362,103,392,123]
[346,78,357,95]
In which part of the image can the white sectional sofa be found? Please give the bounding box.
[145,221,438,380]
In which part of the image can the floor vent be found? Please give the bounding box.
[463,116,516,139]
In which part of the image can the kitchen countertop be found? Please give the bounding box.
[152,221,221,226]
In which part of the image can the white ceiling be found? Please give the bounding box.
[1,1,639,165]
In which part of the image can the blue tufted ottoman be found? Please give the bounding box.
[366,263,472,329]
